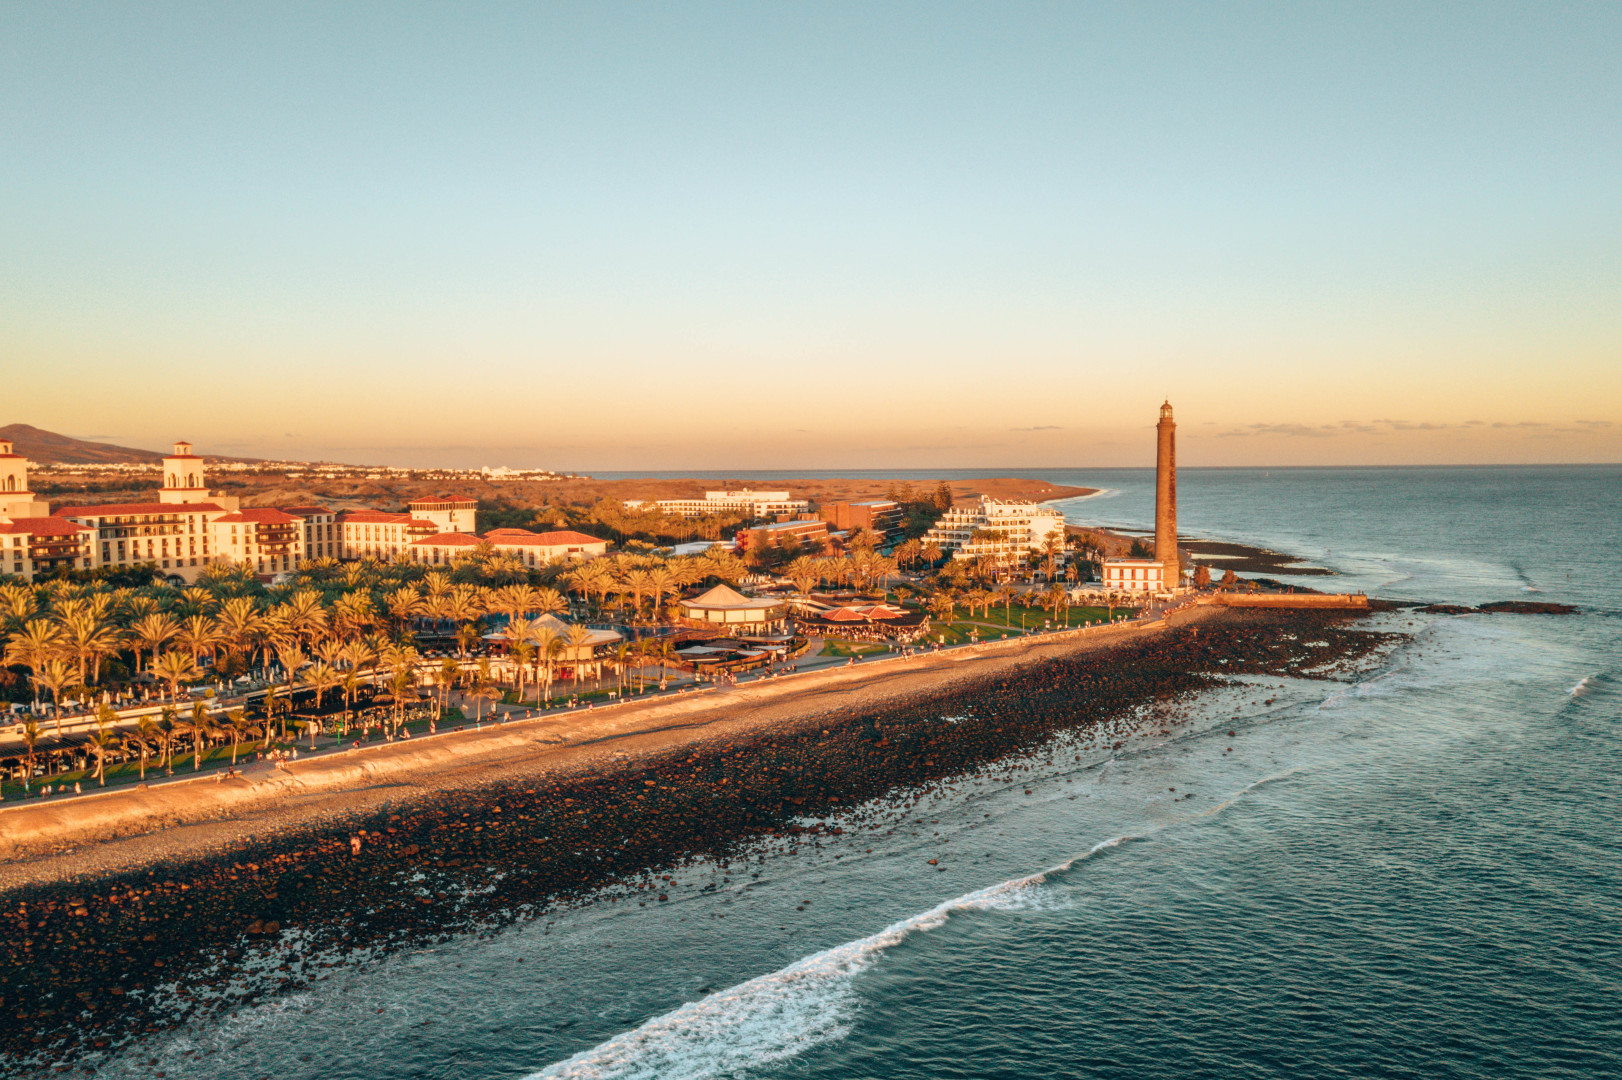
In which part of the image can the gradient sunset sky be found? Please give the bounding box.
[4,2,1618,470]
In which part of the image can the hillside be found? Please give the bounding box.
[0,424,269,465]
[0,423,166,465]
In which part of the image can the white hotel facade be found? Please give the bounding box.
[921,496,1066,570]
[625,489,810,519]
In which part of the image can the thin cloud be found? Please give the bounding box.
[1218,423,1337,438]
[1010,425,1063,432]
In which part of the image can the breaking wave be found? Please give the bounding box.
[526,837,1132,1080]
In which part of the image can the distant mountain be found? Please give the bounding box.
[0,424,167,465]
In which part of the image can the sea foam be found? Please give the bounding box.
[525,837,1130,1080]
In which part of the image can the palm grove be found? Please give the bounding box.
[1,486,1103,790]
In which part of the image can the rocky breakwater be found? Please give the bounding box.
[0,609,1401,1075]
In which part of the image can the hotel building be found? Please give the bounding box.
[51,442,242,583]
[1101,559,1167,593]
[481,528,611,566]
[335,511,439,561]
[2,439,621,583]
[921,496,1065,569]
[407,496,478,534]
[1,438,94,581]
[744,518,831,552]
[626,489,810,519]
[822,499,902,539]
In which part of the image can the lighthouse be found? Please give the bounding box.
[1154,401,1179,587]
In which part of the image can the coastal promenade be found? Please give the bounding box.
[0,600,1220,881]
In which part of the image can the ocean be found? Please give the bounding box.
[94,466,1622,1080]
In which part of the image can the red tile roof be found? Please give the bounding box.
[54,502,223,518]
[485,528,607,547]
[215,509,300,525]
[409,495,476,506]
[410,532,483,546]
[0,517,94,536]
[277,505,333,516]
[337,511,413,524]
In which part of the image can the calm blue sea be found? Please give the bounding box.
[98,466,1622,1080]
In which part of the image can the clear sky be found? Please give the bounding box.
[3,2,1618,469]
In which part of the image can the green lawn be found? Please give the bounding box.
[821,638,893,658]
[950,603,1136,630]
[0,710,464,800]
[1,739,267,800]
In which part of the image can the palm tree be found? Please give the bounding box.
[506,637,532,701]
[181,700,220,772]
[469,659,498,722]
[152,650,202,703]
[175,613,223,670]
[301,660,340,712]
[219,709,255,764]
[385,667,416,735]
[526,624,560,704]
[88,703,118,786]
[436,656,460,720]
[332,589,376,642]
[873,555,899,600]
[158,706,178,773]
[127,612,181,673]
[262,684,283,743]
[273,639,306,703]
[622,569,654,622]
[283,588,329,644]
[57,608,119,690]
[1042,533,1063,580]
[213,596,263,670]
[118,728,150,782]
[785,556,821,600]
[384,585,426,641]
[565,624,595,692]
[645,567,677,623]
[340,668,362,731]
[33,659,82,735]
[995,582,1018,626]
[18,719,40,791]
[610,640,632,696]
[586,564,618,614]
[532,587,567,619]
[4,618,64,710]
[440,586,486,658]
[132,715,161,779]
[0,582,39,633]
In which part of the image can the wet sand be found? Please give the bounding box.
[0,605,1401,1074]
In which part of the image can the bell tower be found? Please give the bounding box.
[1154,402,1179,587]
[159,440,207,504]
[0,438,51,519]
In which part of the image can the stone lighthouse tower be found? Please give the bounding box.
[1155,401,1179,587]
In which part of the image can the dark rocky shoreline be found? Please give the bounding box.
[0,610,1401,1075]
